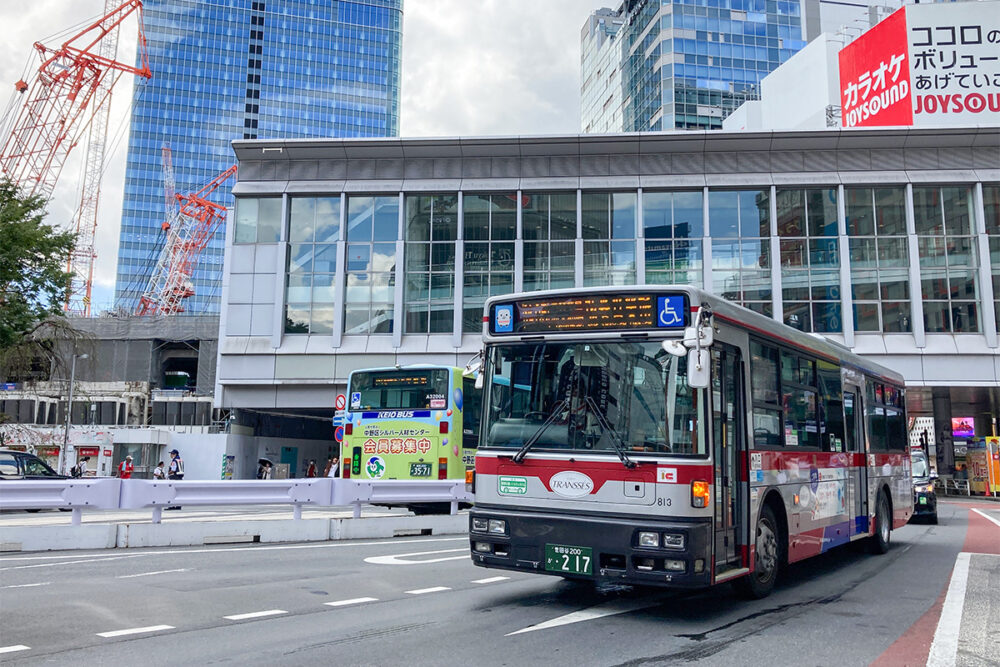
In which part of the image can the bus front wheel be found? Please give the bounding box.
[734,504,780,599]
[868,491,891,554]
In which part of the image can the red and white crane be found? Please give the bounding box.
[135,163,237,316]
[0,0,151,316]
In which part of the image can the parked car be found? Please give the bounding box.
[0,448,67,481]
[910,450,938,524]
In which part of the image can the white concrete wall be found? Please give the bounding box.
[759,34,840,130]
[170,433,230,480]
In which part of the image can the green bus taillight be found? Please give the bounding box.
[351,447,362,476]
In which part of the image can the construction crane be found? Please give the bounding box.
[135,164,237,316]
[0,0,151,316]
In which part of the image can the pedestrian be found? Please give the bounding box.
[326,457,340,478]
[77,456,90,477]
[153,460,166,480]
[305,460,317,478]
[256,460,267,479]
[117,455,134,479]
[166,449,184,510]
[262,462,273,479]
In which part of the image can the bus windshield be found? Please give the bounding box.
[483,341,705,456]
[349,369,451,411]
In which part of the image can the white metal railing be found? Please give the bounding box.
[0,478,472,525]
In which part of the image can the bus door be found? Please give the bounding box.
[711,344,744,572]
[843,386,869,537]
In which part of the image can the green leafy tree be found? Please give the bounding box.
[0,178,78,381]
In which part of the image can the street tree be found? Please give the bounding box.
[0,178,82,382]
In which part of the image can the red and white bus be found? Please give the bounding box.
[469,286,911,598]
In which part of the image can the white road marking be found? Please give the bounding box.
[971,508,1000,529]
[324,597,378,607]
[0,645,30,654]
[365,548,468,565]
[1,554,146,571]
[405,586,451,595]
[0,582,50,589]
[472,576,509,584]
[927,551,971,667]
[117,568,188,579]
[506,598,661,636]
[0,536,466,569]
[223,609,288,621]
[97,625,174,638]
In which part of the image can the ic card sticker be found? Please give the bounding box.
[657,467,678,483]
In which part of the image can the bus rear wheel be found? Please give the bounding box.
[734,504,780,599]
[868,491,891,554]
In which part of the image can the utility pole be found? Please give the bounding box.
[58,353,88,475]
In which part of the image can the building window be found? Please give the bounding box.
[522,192,576,291]
[709,189,771,316]
[404,194,457,334]
[234,197,281,244]
[643,190,703,285]
[777,188,840,332]
[582,192,636,286]
[913,186,978,333]
[284,197,339,334]
[846,187,910,332]
[345,196,398,334]
[463,193,516,332]
[985,184,1000,333]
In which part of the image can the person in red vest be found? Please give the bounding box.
[117,455,134,479]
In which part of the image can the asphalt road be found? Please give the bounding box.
[0,499,995,666]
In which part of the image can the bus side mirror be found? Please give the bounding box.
[687,348,710,389]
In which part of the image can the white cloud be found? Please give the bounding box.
[1,0,610,312]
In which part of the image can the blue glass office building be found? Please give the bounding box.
[582,0,807,131]
[115,0,402,314]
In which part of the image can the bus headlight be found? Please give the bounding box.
[488,519,507,535]
[662,533,685,550]
[472,518,489,532]
[638,531,659,547]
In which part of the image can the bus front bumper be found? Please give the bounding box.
[469,507,712,588]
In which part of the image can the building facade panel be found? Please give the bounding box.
[219,128,1000,411]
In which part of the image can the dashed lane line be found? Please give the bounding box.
[0,645,30,654]
[472,576,509,584]
[223,610,288,621]
[324,597,379,607]
[1,582,50,589]
[96,625,175,638]
[117,568,188,579]
[405,586,451,595]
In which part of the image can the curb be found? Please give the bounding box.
[0,514,469,552]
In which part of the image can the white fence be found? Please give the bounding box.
[1,478,472,524]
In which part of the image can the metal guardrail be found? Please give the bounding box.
[0,478,472,525]
[934,478,971,496]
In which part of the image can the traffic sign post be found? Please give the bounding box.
[335,394,346,411]
[334,426,344,442]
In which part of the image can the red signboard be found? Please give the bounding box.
[76,447,99,457]
[839,8,912,128]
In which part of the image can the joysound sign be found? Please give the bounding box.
[839,1,1000,128]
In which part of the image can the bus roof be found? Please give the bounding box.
[483,285,905,387]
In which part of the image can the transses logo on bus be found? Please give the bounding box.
[549,471,595,498]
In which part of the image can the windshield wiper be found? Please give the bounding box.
[584,396,636,469]
[511,399,567,464]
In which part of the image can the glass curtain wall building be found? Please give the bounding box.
[581,0,807,131]
[115,0,402,315]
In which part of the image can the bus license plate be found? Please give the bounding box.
[410,463,432,477]
[545,544,593,576]
[919,497,927,504]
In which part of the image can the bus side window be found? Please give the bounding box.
[462,377,482,448]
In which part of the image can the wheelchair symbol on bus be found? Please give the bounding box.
[657,296,684,328]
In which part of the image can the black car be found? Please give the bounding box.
[0,448,67,481]
[910,450,938,524]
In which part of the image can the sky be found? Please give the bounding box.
[0,0,611,313]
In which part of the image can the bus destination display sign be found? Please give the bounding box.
[491,293,687,334]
